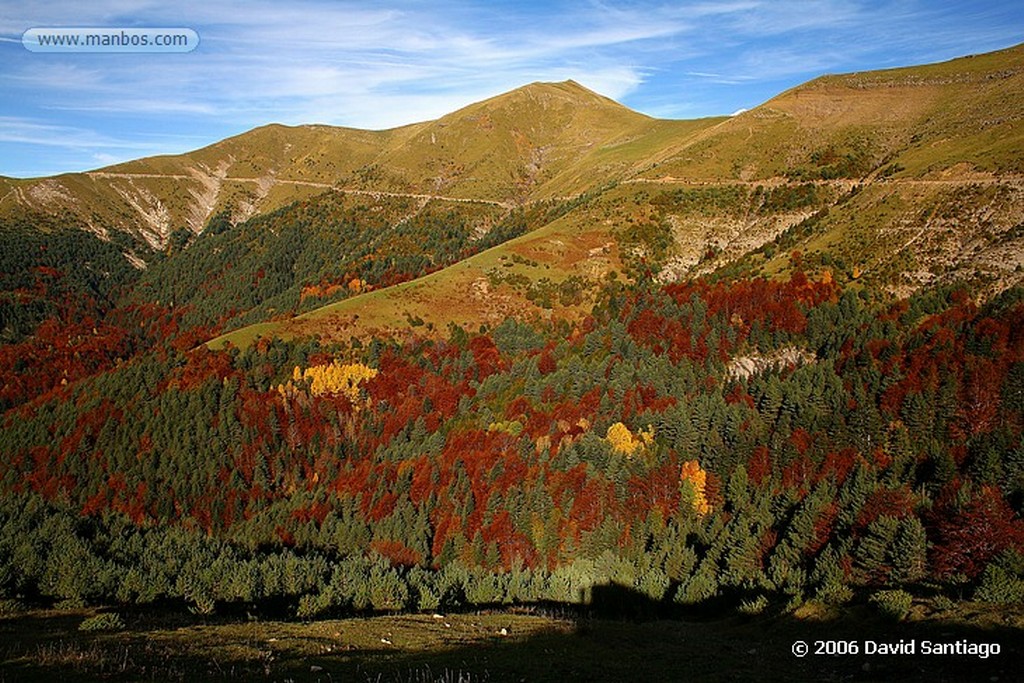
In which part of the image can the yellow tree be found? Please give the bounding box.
[301,361,378,403]
[606,422,640,456]
[680,460,711,516]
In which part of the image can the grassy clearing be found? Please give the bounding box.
[207,191,625,349]
[2,600,1022,682]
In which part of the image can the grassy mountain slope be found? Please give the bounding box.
[1,45,1022,352]
[636,43,1024,182]
[210,44,1024,348]
[0,81,709,252]
[364,80,723,202]
[130,189,541,333]
[0,124,413,249]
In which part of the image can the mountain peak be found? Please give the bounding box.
[498,79,624,107]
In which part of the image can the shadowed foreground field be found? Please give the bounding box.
[1,599,1022,682]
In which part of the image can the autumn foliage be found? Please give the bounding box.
[680,460,711,516]
[2,273,1023,612]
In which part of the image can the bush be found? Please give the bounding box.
[974,551,1024,604]
[869,589,913,621]
[815,582,854,606]
[738,594,769,615]
[188,595,216,615]
[78,612,125,632]
[368,562,410,611]
[0,599,25,615]
[675,565,718,605]
[295,592,331,619]
[54,597,86,611]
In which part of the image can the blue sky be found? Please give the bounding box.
[1,1,1022,178]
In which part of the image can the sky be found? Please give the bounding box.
[1,1,1022,178]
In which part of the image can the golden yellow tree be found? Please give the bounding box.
[606,422,642,456]
[605,422,657,457]
[301,361,378,402]
[680,459,711,516]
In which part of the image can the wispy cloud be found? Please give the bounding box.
[0,117,146,148]
[4,0,681,132]
[0,116,204,177]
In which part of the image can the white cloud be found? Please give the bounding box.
[91,151,123,165]
[0,117,137,148]
[5,1,675,132]
[0,115,191,177]
[5,63,109,91]
[724,0,864,35]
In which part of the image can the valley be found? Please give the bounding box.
[2,42,1024,683]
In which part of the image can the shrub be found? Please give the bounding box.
[815,582,854,606]
[295,592,331,619]
[869,589,913,621]
[675,564,718,605]
[54,597,86,611]
[974,551,1024,604]
[78,612,125,632]
[0,599,25,615]
[738,594,769,615]
[188,596,216,615]
[368,562,410,611]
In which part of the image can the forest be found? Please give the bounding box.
[2,241,1023,621]
[3,37,1024,680]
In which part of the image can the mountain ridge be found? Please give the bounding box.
[206,45,1024,348]
[638,43,1024,183]
[2,44,1022,351]
[10,42,1020,250]
[0,78,682,248]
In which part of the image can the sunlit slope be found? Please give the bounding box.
[208,202,619,348]
[4,43,1022,351]
[0,124,409,248]
[211,45,1024,348]
[744,178,1024,299]
[210,159,1024,351]
[636,43,1024,182]
[0,81,717,251]
[208,179,840,349]
[363,80,723,201]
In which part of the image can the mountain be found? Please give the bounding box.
[0,80,712,251]
[3,45,1024,658]
[2,44,1023,352]
[638,44,1024,182]
[0,123,412,249]
[365,80,716,201]
[209,44,1024,348]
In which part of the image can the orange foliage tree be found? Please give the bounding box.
[680,460,711,516]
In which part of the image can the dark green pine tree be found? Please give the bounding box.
[853,515,900,584]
